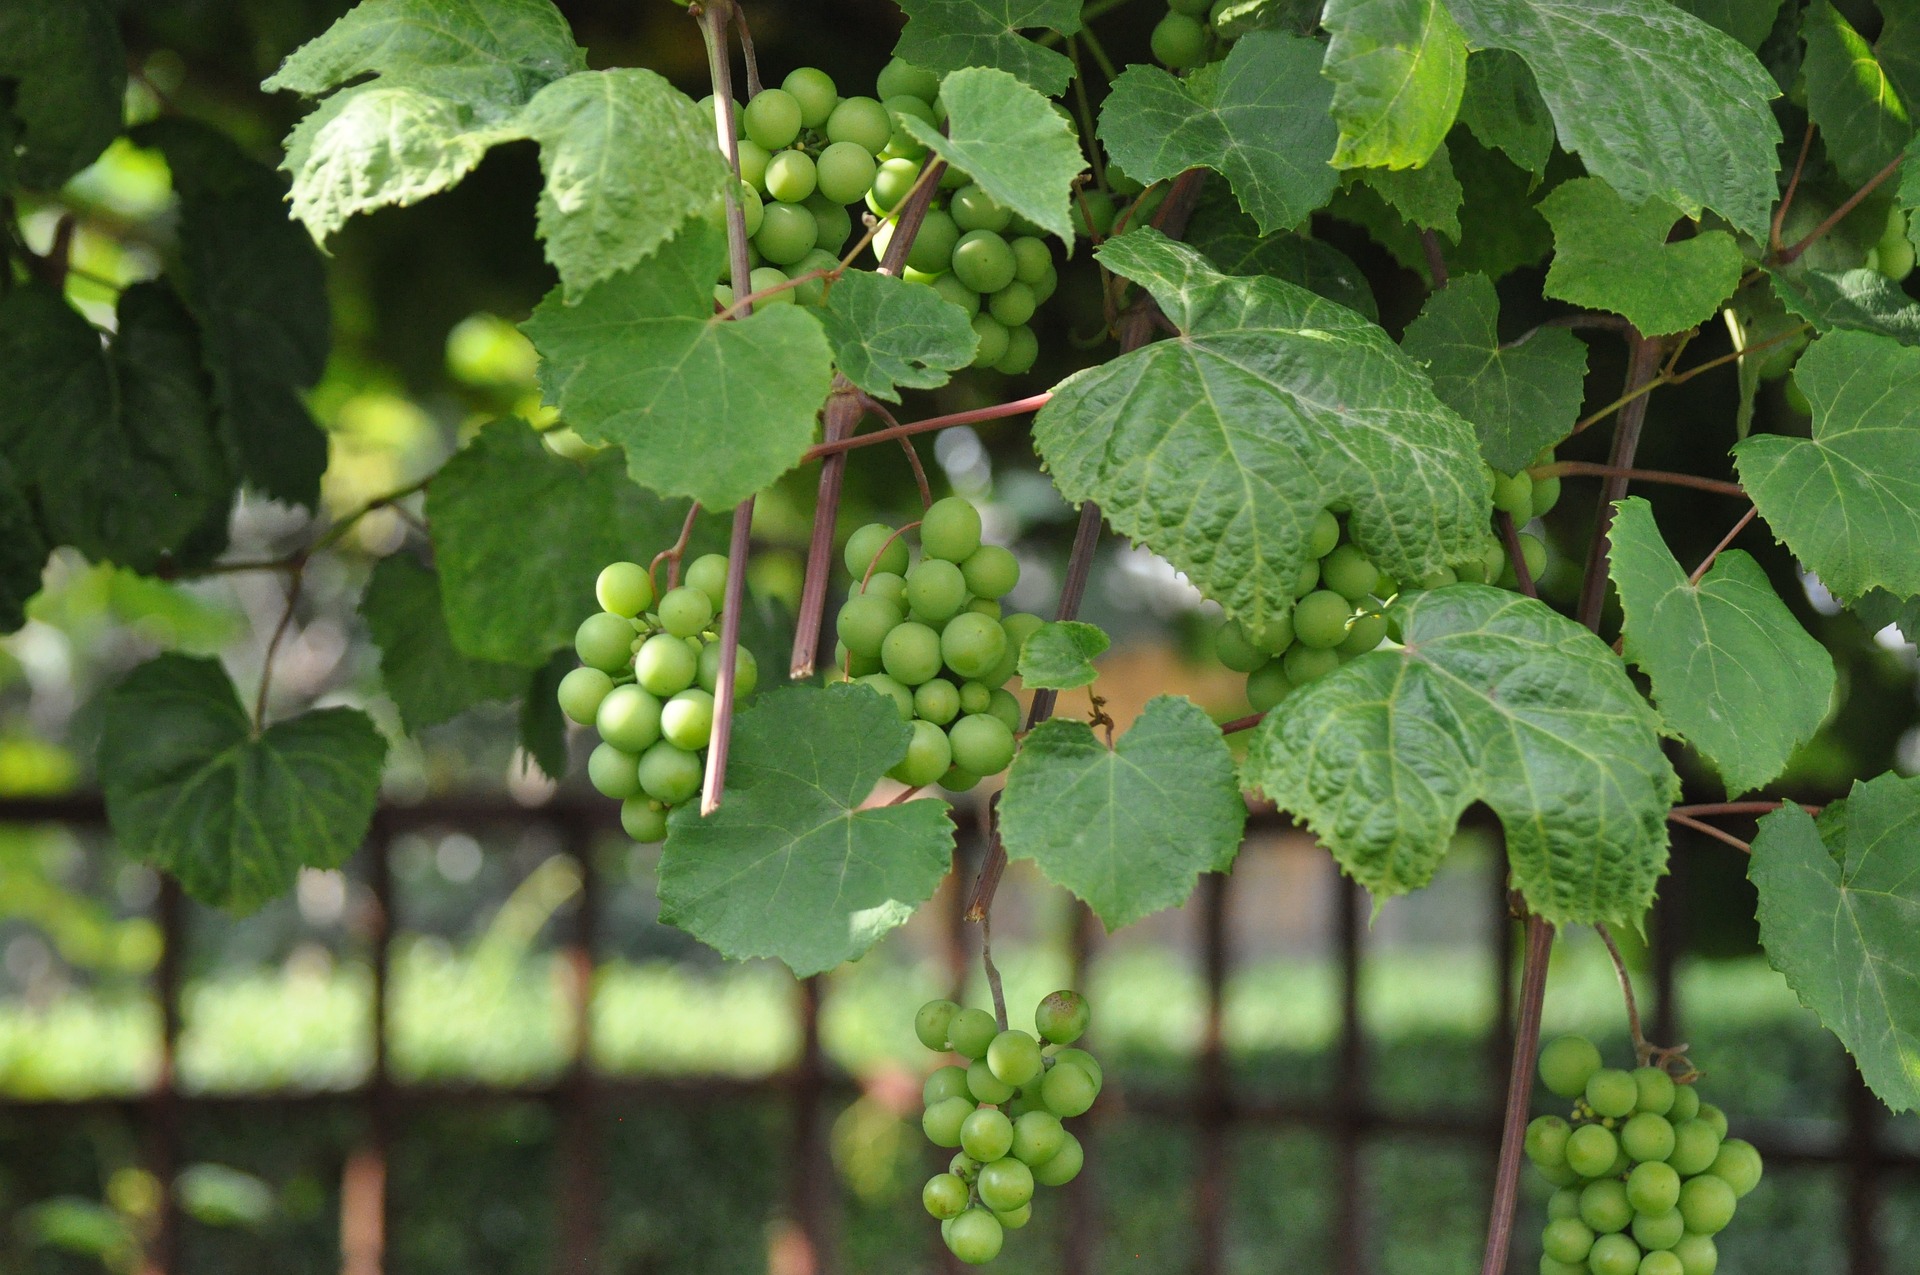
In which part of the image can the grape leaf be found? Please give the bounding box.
[0,0,123,190]
[1446,0,1782,240]
[1400,272,1588,472]
[657,684,955,976]
[96,654,387,912]
[1211,0,1323,39]
[1852,589,1920,645]
[518,651,573,781]
[818,270,978,403]
[0,283,235,574]
[1608,497,1834,797]
[1883,5,1920,108]
[1750,774,1920,1114]
[515,69,733,299]
[1457,49,1554,177]
[1671,0,1787,51]
[892,0,1080,96]
[1000,695,1245,929]
[1734,329,1920,601]
[1355,141,1461,236]
[1018,621,1110,691]
[133,119,331,511]
[1320,0,1468,170]
[1097,31,1342,237]
[1538,178,1745,336]
[1244,585,1679,927]
[359,555,530,734]
[427,418,701,666]
[901,66,1085,243]
[1768,264,1920,346]
[524,219,835,511]
[1185,190,1378,319]
[1033,229,1490,636]
[0,459,47,633]
[1802,0,1913,187]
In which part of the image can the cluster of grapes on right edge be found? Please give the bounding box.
[1527,1035,1763,1275]
[915,991,1100,1264]
[710,59,1062,375]
[835,495,1044,791]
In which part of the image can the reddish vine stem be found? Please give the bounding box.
[1594,923,1651,1065]
[1535,461,1745,498]
[1770,123,1817,257]
[802,392,1055,461]
[1496,511,1536,598]
[700,501,755,815]
[852,393,935,508]
[1776,150,1905,265]
[1672,800,1820,817]
[1669,812,1753,853]
[1421,229,1449,288]
[1481,914,1554,1275]
[1573,334,1666,631]
[1567,323,1808,436]
[980,914,1009,1033]
[730,6,761,98]
[1218,711,1264,735]
[649,502,704,591]
[1688,505,1758,585]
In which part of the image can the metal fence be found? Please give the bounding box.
[0,795,1911,1274]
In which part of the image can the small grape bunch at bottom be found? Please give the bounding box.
[914,991,1100,1264]
[1526,1035,1763,1275]
[555,554,759,842]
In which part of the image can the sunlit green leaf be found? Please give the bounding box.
[1539,178,1745,335]
[893,0,1079,95]
[1018,621,1110,691]
[1321,0,1467,170]
[1802,0,1912,187]
[819,271,978,403]
[902,66,1084,242]
[1768,263,1920,346]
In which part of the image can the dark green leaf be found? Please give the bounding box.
[519,650,573,781]
[902,66,1085,243]
[1017,620,1110,690]
[1321,0,1468,170]
[360,555,530,734]
[1185,190,1378,319]
[1670,0,1787,51]
[1539,178,1745,335]
[893,0,1080,96]
[819,270,978,403]
[1802,1,1913,187]
[1768,263,1920,346]
[1355,140,1461,235]
[0,459,47,632]
[1456,49,1554,177]
[0,0,124,189]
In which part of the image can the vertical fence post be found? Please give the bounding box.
[1333,871,1367,1275]
[1650,849,1682,1049]
[1844,1068,1883,1275]
[1193,871,1232,1275]
[342,824,392,1275]
[557,813,601,1271]
[149,875,185,1275]
[784,975,836,1273]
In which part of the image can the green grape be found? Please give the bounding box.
[1492,469,1533,519]
[942,612,1009,680]
[658,586,714,638]
[994,324,1038,376]
[781,66,837,126]
[891,718,954,786]
[1307,509,1341,558]
[1547,1188,1584,1221]
[1539,1035,1603,1098]
[826,95,892,154]
[923,1095,975,1147]
[950,713,1016,775]
[945,1007,996,1059]
[804,198,851,256]
[950,184,1012,233]
[1247,660,1291,711]
[1411,566,1458,590]
[1677,1175,1735,1235]
[588,742,643,800]
[1667,1085,1700,1123]
[1152,11,1207,67]
[882,94,938,159]
[735,138,770,189]
[869,157,922,213]
[1074,189,1116,239]
[1878,234,1916,281]
[922,1172,969,1220]
[1010,235,1051,283]
[952,230,1018,294]
[1670,1234,1717,1275]
[1525,1115,1572,1169]
[1536,1160,1581,1188]
[597,561,655,617]
[1627,1160,1681,1214]
[1632,1067,1676,1116]
[932,272,981,313]
[908,209,961,274]
[946,1208,1003,1265]
[1040,1060,1097,1118]
[576,612,637,672]
[1587,1068,1639,1119]
[637,741,704,805]
[1001,612,1044,658]
[922,496,984,562]
[1321,545,1381,602]
[1293,590,1355,649]
[1622,1112,1676,1163]
[742,89,802,150]
[960,544,1019,599]
[1503,532,1549,586]
[1696,1104,1728,1140]
[970,313,1011,368]
[1667,1120,1721,1176]
[1639,1251,1685,1275]
[557,667,614,725]
[943,766,982,792]
[838,595,903,659]
[882,622,944,685]
[977,1156,1034,1212]
[1631,1208,1685,1252]
[597,685,664,753]
[753,201,817,265]
[1051,1047,1102,1090]
[1336,611,1388,658]
[907,558,968,620]
[1282,644,1341,686]
[877,57,942,102]
[864,571,910,608]
[635,633,698,696]
[815,140,877,205]
[660,689,715,750]
[1579,1179,1633,1235]
[968,1057,1016,1104]
[684,554,729,611]
[961,1107,1014,1162]
[949,1151,979,1181]
[911,678,959,726]
[846,523,910,578]
[697,641,758,697]
[992,1202,1031,1230]
[922,1058,969,1099]
[1540,1261,1587,1275]
[619,798,668,843]
[987,1030,1044,1087]
[1010,1110,1064,1164]
[746,264,796,305]
[542,426,601,460]
[1708,1138,1761,1198]
[1031,263,1059,304]
[764,148,817,203]
[1034,990,1090,1044]
[988,280,1037,327]
[840,643,881,677]
[1542,1217,1595,1264]
[1566,1123,1620,1179]
[1031,1129,1083,1186]
[958,681,993,715]
[988,688,1023,732]
[1532,474,1563,519]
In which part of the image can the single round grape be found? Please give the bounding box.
[1540,1260,1586,1275]
[1247,660,1291,711]
[1294,558,1322,595]
[620,797,668,843]
[1639,1251,1685,1275]
[1696,1103,1728,1140]
[683,554,729,612]
[924,1062,970,1104]
[1293,590,1355,649]
[811,141,876,207]
[922,496,984,563]
[1667,1119,1721,1176]
[1670,1234,1717,1275]
[658,586,714,639]
[803,194,851,255]
[1031,1129,1083,1186]
[868,157,922,214]
[1031,263,1059,304]
[1627,1160,1681,1215]
[906,557,968,621]
[969,313,1010,368]
[994,324,1038,375]
[1010,1109,1064,1165]
[1708,1138,1762,1198]
[1308,509,1342,558]
[941,612,1008,680]
[986,1030,1044,1087]
[754,200,818,266]
[881,622,944,686]
[1513,531,1549,584]
[1537,1160,1582,1189]
[596,561,655,617]
[634,633,697,696]
[764,148,817,203]
[1547,1188,1583,1221]
[1531,474,1563,519]
[977,1156,1034,1212]
[1622,1111,1676,1163]
[1493,469,1533,519]
[946,1208,1003,1265]
[950,184,1012,233]
[637,741,703,805]
[1632,1066,1676,1116]
[1566,1123,1620,1179]
[854,672,914,723]
[845,523,909,578]
[1525,1115,1572,1169]
[1579,1178,1633,1234]
[968,1057,1016,1104]
[1320,544,1381,603]
[908,679,958,727]
[922,1095,975,1147]
[954,545,1017,600]
[1667,1085,1701,1123]
[961,1107,1014,1162]
[743,89,802,151]
[1631,1207,1685,1252]
[988,688,1022,733]
[952,229,1017,294]
[907,209,961,274]
[949,1151,979,1181]
[1034,990,1090,1045]
[967,597,1001,619]
[1677,1174,1735,1235]
[745,264,796,306]
[932,272,981,313]
[949,713,1016,776]
[1586,1236,1643,1275]
[1879,234,1917,280]
[1053,1047,1103,1090]
[876,56,941,102]
[597,684,664,753]
[992,1202,1031,1230]
[781,66,837,127]
[1336,610,1388,658]
[557,666,614,725]
[576,612,637,672]
[1589,1069,1640,1120]
[862,572,909,610]
[938,1007,992,1060]
[1542,1217,1595,1264]
[821,93,887,153]
[1282,644,1342,687]
[890,718,954,787]
[696,642,757,697]
[986,280,1037,328]
[588,742,642,800]
[1539,1035,1603,1098]
[1041,1060,1098,1118]
[1009,235,1051,284]
[659,689,715,751]
[952,681,992,717]
[1151,10,1208,67]
[882,94,939,159]
[838,594,903,659]
[735,138,770,190]
[922,1171,969,1220]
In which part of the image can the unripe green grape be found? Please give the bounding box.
[781,66,837,126]
[958,544,1018,600]
[588,742,643,799]
[907,557,968,620]
[620,797,668,843]
[658,586,714,638]
[994,324,1038,375]
[891,718,954,786]
[837,594,903,659]
[697,641,757,697]
[1622,1112,1676,1163]
[1052,1047,1102,1089]
[1282,644,1341,686]
[1708,1138,1762,1197]
[950,712,1016,775]
[955,681,993,716]
[1034,989,1091,1045]
[949,1151,979,1181]
[923,1062,970,1102]
[1040,1060,1098,1117]
[1667,1085,1701,1123]
[1294,590,1355,649]
[1632,1066,1676,1116]
[922,496,984,562]
[1032,1129,1083,1186]
[634,633,698,696]
[597,685,664,753]
[913,677,962,726]
[1539,1035,1603,1098]
[1579,1178,1633,1234]
[1627,1160,1681,1214]
[970,313,1011,368]
[637,741,704,805]
[1670,1233,1717,1275]
[987,1029,1044,1087]
[1247,660,1291,711]
[1010,1109,1064,1164]
[820,94,886,153]
[1531,474,1563,519]
[558,666,615,725]
[960,1107,1014,1162]
[1639,1251,1684,1275]
[967,1056,1016,1104]
[1074,189,1116,239]
[1566,1123,1620,1178]
[941,612,1008,680]
[1303,509,1339,558]
[1541,1217,1595,1264]
[946,1208,1003,1265]
[988,687,1022,733]
[987,280,1037,327]
[1587,1236,1642,1275]
[764,149,817,203]
[932,272,980,313]
[922,1095,975,1147]
[1525,1114,1571,1168]
[597,561,655,617]
[1321,545,1381,602]
[742,89,802,150]
[941,766,982,792]
[1696,1103,1728,1140]
[1031,262,1059,304]
[1547,1188,1583,1221]
[746,264,795,305]
[1297,551,1323,591]
[1878,234,1916,280]
[1216,619,1267,672]
[1000,612,1044,658]
[945,1006,997,1058]
[660,689,715,750]
[1337,610,1388,658]
[952,229,1017,293]
[881,622,944,685]
[1492,469,1533,519]
[847,674,910,723]
[1677,1174,1735,1235]
[950,183,1012,233]
[804,194,852,254]
[1540,1260,1587,1275]
[1455,553,1491,583]
[838,642,879,677]
[739,181,768,235]
[812,141,876,206]
[1010,235,1051,284]
[846,523,910,578]
[992,1202,1031,1229]
[753,201,817,265]
[922,1171,969,1219]
[576,612,637,672]
[868,156,922,213]
[977,1155,1034,1212]
[1631,1208,1685,1252]
[882,94,938,159]
[1536,1160,1581,1188]
[1500,532,1549,587]
[1667,1119,1721,1176]
[734,138,770,189]
[863,571,909,608]
[1152,11,1208,67]
[877,57,942,102]
[905,209,961,274]
[680,555,726,612]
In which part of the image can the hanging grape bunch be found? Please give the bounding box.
[555,554,758,841]
[1526,1036,1763,1275]
[915,991,1100,1263]
[709,59,1064,375]
[835,495,1043,791]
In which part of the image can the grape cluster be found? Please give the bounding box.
[709,60,1063,375]
[1527,1036,1763,1275]
[836,495,1041,791]
[915,990,1100,1264]
[555,555,759,841]
[1865,207,1914,282]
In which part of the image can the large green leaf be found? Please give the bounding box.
[1802,0,1912,187]
[1608,497,1834,797]
[0,283,234,573]
[1456,49,1554,177]
[1356,141,1461,235]
[902,67,1085,243]
[1750,774,1920,1113]
[1033,229,1489,636]
[1184,192,1379,319]
[518,651,572,781]
[1853,589,1920,645]
[1097,31,1342,237]
[97,654,387,912]
[893,0,1080,96]
[1445,0,1782,240]
[1671,0,1787,51]
[1538,178,1745,336]
[360,555,530,733]
[1000,695,1245,930]
[0,459,47,632]
[1321,0,1467,170]
[1400,272,1588,473]
[133,119,331,511]
[1244,585,1678,927]
[524,220,834,511]
[1734,330,1920,600]
[1768,263,1920,346]
[426,418,700,666]
[0,0,123,189]
[818,271,977,403]
[1017,620,1110,691]
[657,684,955,976]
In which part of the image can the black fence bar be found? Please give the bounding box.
[1193,871,1232,1275]
[1333,871,1367,1275]
[557,813,601,1272]
[150,875,184,1274]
